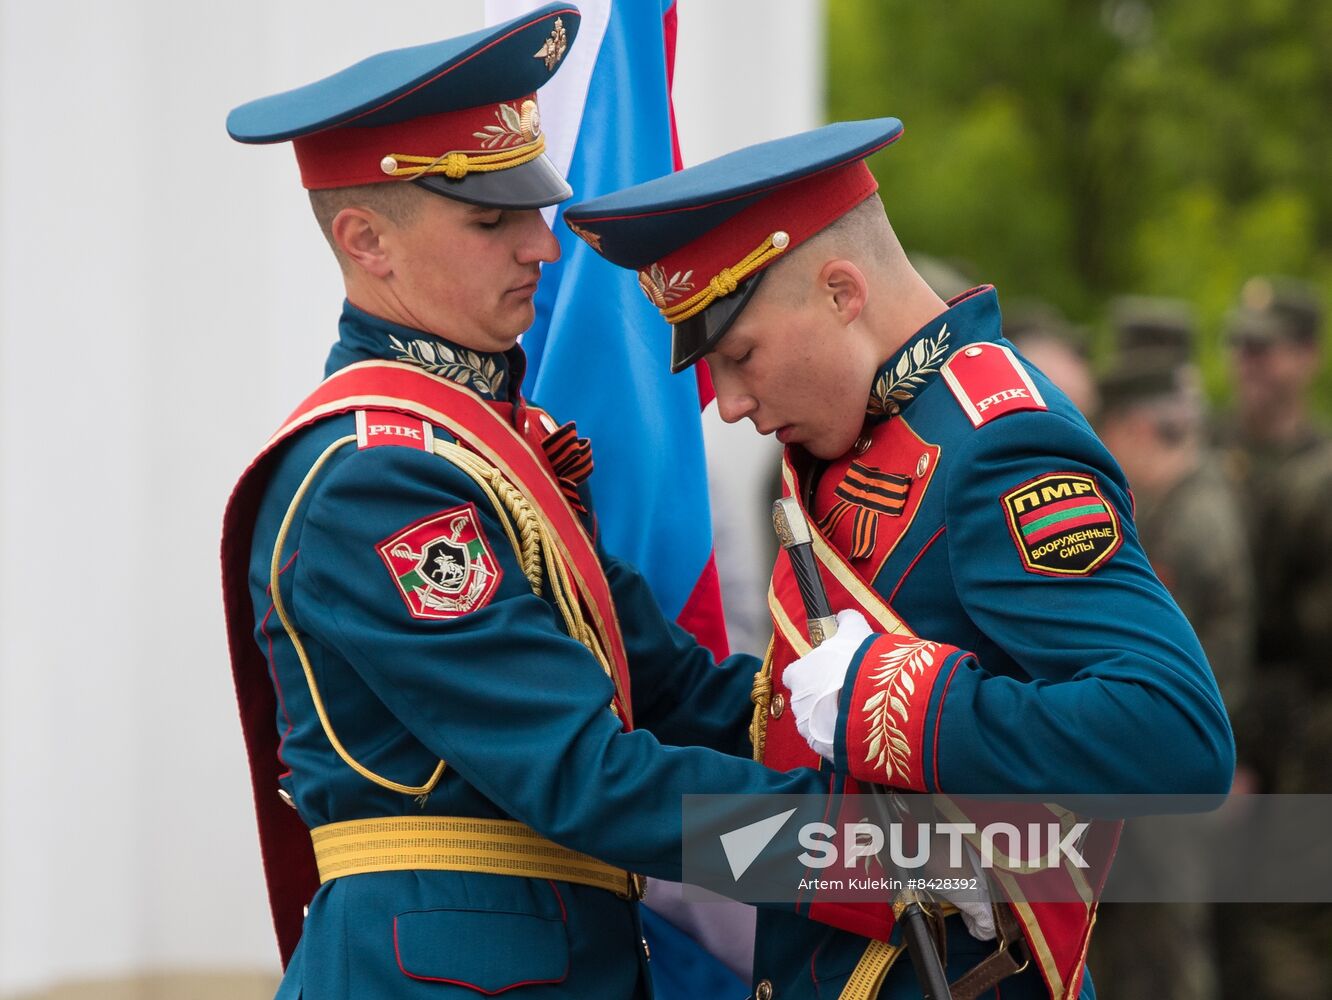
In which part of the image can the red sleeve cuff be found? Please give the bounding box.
[837,634,966,792]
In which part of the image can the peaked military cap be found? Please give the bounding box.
[564,118,904,372]
[227,3,580,208]
[1109,296,1197,365]
[1226,276,1324,346]
[1097,350,1194,415]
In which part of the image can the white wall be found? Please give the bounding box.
[0,1,820,993]
[676,1,825,653]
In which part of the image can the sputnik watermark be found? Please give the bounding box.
[794,819,1091,873]
[683,793,1332,904]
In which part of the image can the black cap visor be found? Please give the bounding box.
[413,151,572,209]
[670,270,766,373]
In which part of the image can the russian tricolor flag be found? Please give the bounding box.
[485,0,729,660]
[487,1,747,993]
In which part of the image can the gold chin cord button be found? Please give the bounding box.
[768,692,786,719]
[756,979,774,1000]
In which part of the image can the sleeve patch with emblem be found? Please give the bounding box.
[1001,472,1122,576]
[376,503,503,620]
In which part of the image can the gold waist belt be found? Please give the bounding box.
[310,816,645,900]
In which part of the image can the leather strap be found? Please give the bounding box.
[949,903,1031,1000]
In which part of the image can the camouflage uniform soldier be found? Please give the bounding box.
[1091,348,1254,1000]
[1215,277,1332,1000]
[1005,301,1098,419]
[1110,295,1198,367]
[1218,278,1332,792]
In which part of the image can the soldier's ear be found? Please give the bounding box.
[332,207,394,278]
[819,258,868,326]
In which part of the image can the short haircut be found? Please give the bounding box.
[759,191,901,305]
[308,182,426,270]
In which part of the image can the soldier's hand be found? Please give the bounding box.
[785,610,875,759]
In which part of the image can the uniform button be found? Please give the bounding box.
[302,905,309,918]
[756,979,774,1000]
[769,692,786,719]
[916,453,930,477]
[854,432,873,454]
[278,788,296,810]
[642,935,651,960]
[965,346,983,357]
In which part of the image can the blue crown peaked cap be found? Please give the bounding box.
[228,3,581,142]
[563,118,903,270]
[564,118,903,371]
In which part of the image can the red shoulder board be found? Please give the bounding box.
[355,410,435,451]
[940,342,1047,428]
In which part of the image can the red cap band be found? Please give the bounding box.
[644,161,880,312]
[293,95,541,190]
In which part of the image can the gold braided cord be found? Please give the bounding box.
[384,136,546,181]
[749,637,776,762]
[268,434,583,799]
[433,442,620,706]
[434,441,543,594]
[271,436,446,798]
[661,233,790,324]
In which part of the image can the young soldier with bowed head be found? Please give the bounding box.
[566,118,1235,999]
[222,9,898,999]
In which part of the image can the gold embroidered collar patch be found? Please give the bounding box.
[867,324,951,417]
[387,334,507,399]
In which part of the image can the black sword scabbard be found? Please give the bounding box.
[772,498,838,645]
[772,496,954,999]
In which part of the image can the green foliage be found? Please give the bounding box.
[827,0,1332,409]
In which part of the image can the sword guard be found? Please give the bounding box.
[808,615,839,646]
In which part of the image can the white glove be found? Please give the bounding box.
[783,610,875,760]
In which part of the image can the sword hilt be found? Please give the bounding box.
[772,497,837,646]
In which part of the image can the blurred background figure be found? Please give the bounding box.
[1212,277,1332,1000]
[1098,342,1252,710]
[1111,294,1198,366]
[1005,299,1099,417]
[1089,336,1253,1000]
[1216,277,1332,794]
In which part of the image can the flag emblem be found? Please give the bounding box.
[1001,472,1122,576]
[377,503,503,620]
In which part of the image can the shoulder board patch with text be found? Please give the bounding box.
[1001,472,1122,576]
[356,410,435,451]
[941,343,1047,428]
